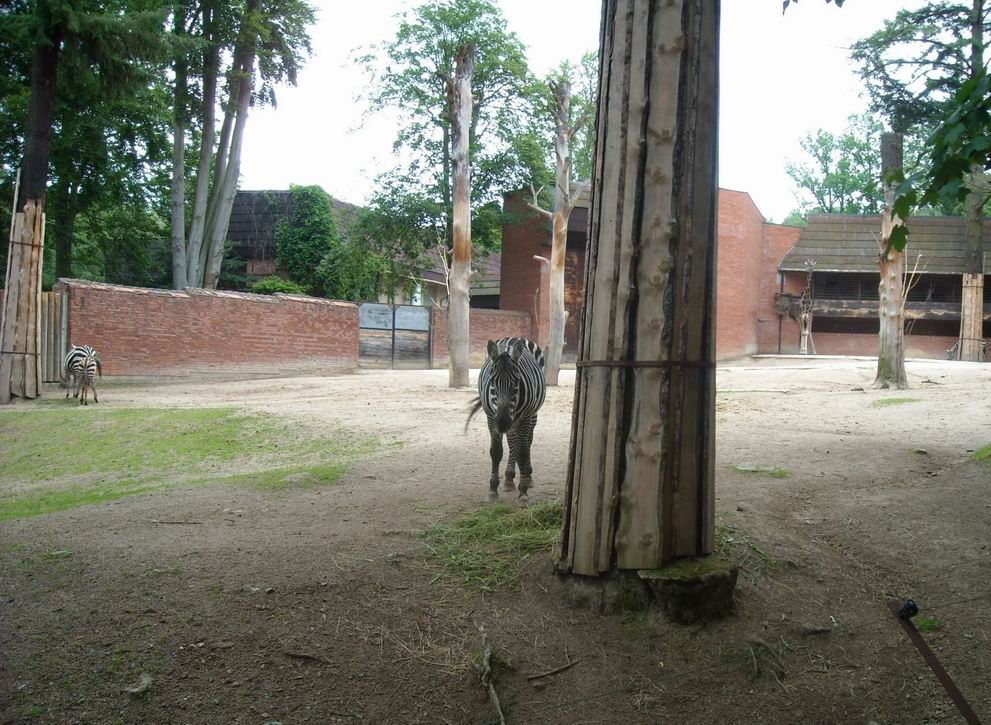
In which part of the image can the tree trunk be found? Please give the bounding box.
[184,0,219,288]
[560,0,719,575]
[1,34,61,403]
[170,10,188,290]
[55,196,78,280]
[202,1,259,289]
[544,80,574,387]
[446,44,475,388]
[958,0,985,360]
[197,81,237,286]
[874,133,908,388]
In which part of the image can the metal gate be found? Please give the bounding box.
[358,303,432,369]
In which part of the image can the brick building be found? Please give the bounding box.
[499,188,807,360]
[500,190,989,361]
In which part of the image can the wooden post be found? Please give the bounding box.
[874,132,908,389]
[560,0,719,575]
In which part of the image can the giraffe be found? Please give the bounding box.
[798,259,815,355]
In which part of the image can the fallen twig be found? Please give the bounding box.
[478,627,506,725]
[282,650,333,665]
[150,519,203,525]
[527,657,581,681]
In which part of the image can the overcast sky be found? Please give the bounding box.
[239,0,924,224]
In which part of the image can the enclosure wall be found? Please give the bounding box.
[57,279,359,376]
[430,308,531,368]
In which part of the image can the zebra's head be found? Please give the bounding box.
[487,339,525,434]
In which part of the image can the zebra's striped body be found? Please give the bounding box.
[946,339,988,361]
[466,337,546,499]
[76,353,100,405]
[64,345,98,398]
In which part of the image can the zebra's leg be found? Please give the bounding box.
[64,373,71,398]
[503,429,518,491]
[92,381,98,404]
[486,417,503,500]
[517,417,537,499]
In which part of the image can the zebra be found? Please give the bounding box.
[75,352,100,405]
[946,339,988,361]
[64,345,99,398]
[465,337,546,500]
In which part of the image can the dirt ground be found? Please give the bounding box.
[1,356,990,724]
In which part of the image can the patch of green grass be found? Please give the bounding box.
[915,616,941,632]
[0,407,378,521]
[423,502,563,592]
[211,462,346,490]
[972,444,991,463]
[871,397,920,408]
[732,463,790,479]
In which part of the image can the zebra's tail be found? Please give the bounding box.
[464,396,483,434]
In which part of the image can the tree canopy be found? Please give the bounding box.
[355,0,535,277]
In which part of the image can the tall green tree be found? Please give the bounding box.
[169,0,315,290]
[785,114,886,216]
[355,0,533,276]
[1,0,169,403]
[853,1,990,362]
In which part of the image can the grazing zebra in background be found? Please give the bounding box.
[465,337,546,500]
[63,345,99,398]
[946,339,988,361]
[76,352,100,405]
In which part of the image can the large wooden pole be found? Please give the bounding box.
[446,44,475,388]
[560,0,719,576]
[874,132,908,388]
[1,35,61,404]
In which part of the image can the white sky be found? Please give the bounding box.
[240,0,925,224]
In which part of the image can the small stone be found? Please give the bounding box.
[124,673,152,696]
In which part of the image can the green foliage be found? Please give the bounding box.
[275,184,340,294]
[786,114,886,215]
[250,275,307,295]
[851,2,989,134]
[781,209,808,227]
[71,203,169,286]
[782,0,845,12]
[732,463,790,479]
[356,0,533,266]
[423,501,563,591]
[972,444,991,463]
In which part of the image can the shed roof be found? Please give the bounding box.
[780,214,991,275]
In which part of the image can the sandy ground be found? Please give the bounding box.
[1,357,990,724]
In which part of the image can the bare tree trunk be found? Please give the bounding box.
[196,82,237,287]
[445,44,475,388]
[959,0,986,361]
[202,1,259,290]
[560,0,719,575]
[1,33,61,404]
[184,0,219,288]
[170,29,188,290]
[54,185,78,279]
[546,80,573,386]
[874,133,908,388]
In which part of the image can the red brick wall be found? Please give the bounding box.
[431,308,532,368]
[500,193,551,347]
[758,226,804,354]
[57,279,358,376]
[810,332,958,360]
[716,190,767,358]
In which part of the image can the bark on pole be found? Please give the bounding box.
[170,44,189,290]
[874,132,908,389]
[1,36,60,404]
[446,44,475,388]
[560,0,719,575]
